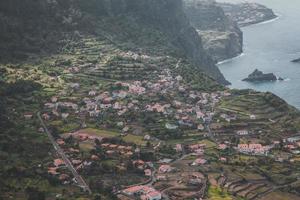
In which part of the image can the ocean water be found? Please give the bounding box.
[217,0,300,109]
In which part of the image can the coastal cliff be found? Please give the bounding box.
[220,2,277,27]
[183,0,243,62]
[0,0,228,84]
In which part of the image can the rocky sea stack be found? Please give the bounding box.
[243,69,280,82]
[291,58,300,63]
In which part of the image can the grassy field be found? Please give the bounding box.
[199,139,217,148]
[208,186,233,200]
[77,128,147,146]
[79,128,119,138]
[122,134,146,146]
[79,142,95,152]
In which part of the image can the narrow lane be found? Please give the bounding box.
[37,112,92,194]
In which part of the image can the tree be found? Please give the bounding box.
[146,141,151,148]
[25,187,45,200]
[94,194,101,200]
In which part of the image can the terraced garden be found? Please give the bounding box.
[217,90,300,138]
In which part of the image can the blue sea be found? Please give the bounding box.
[217,0,300,109]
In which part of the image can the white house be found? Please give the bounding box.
[236,130,249,136]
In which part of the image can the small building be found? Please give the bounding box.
[197,124,205,131]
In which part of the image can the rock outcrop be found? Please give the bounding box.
[291,58,300,63]
[242,69,278,82]
[183,0,243,63]
[219,2,277,27]
[0,0,229,85]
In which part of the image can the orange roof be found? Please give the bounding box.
[133,160,145,165]
[159,164,171,172]
[91,155,100,160]
[48,167,58,175]
[54,159,65,167]
[101,143,110,147]
[124,186,143,193]
[141,186,155,193]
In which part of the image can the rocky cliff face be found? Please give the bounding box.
[183,0,243,62]
[0,0,229,84]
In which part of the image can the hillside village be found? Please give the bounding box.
[1,1,300,200]
[1,32,300,199]
[26,46,300,200]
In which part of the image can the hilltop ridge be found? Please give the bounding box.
[0,0,229,84]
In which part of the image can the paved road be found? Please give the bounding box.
[205,122,216,142]
[37,112,92,194]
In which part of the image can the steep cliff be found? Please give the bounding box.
[183,0,243,62]
[0,0,229,84]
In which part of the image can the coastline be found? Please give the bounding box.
[216,14,280,65]
[244,14,280,27]
[217,53,245,65]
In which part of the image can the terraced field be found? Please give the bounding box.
[217,91,300,138]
